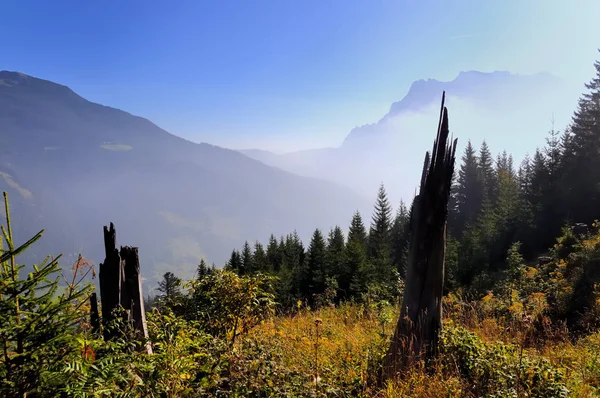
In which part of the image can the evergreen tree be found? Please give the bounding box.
[325,226,348,300]
[346,211,369,298]
[0,193,90,396]
[489,150,521,269]
[157,271,182,303]
[196,258,212,280]
[253,242,267,272]
[348,211,368,246]
[391,201,410,277]
[453,140,482,235]
[479,140,497,203]
[241,241,254,274]
[367,184,393,281]
[305,228,327,303]
[561,51,600,224]
[226,249,243,272]
[266,234,282,272]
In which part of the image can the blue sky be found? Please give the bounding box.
[2,0,599,152]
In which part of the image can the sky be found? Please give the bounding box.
[2,0,600,152]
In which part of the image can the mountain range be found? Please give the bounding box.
[0,69,576,289]
[241,70,575,204]
[0,71,371,287]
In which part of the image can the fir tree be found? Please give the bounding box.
[196,258,211,280]
[305,228,326,302]
[453,140,482,235]
[561,51,600,224]
[346,212,369,298]
[391,201,410,277]
[325,226,348,300]
[0,192,90,396]
[157,272,182,302]
[253,242,267,272]
[226,249,243,273]
[266,234,282,272]
[479,140,497,202]
[367,184,393,281]
[348,211,368,247]
[241,241,254,275]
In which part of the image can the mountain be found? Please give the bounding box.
[240,70,576,204]
[0,71,371,287]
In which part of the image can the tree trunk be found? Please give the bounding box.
[383,92,457,379]
[120,246,153,354]
[98,223,152,353]
[98,223,122,341]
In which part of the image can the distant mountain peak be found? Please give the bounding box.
[0,71,30,85]
[0,70,83,101]
[341,70,562,148]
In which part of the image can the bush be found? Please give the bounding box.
[440,322,569,398]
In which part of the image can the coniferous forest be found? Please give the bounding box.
[3,56,600,397]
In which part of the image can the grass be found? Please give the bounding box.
[235,301,600,397]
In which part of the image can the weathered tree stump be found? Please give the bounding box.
[382,92,457,380]
[120,246,152,354]
[99,223,122,341]
[98,223,152,353]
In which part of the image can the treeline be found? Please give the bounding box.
[447,55,600,294]
[217,183,409,309]
[164,53,600,311]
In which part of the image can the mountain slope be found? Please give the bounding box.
[0,71,370,286]
[241,70,575,203]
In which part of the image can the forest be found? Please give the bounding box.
[2,56,600,397]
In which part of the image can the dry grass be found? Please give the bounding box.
[241,300,600,397]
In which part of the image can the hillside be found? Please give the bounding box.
[0,71,370,285]
[241,71,575,203]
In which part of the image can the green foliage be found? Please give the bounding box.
[440,322,569,398]
[0,192,92,397]
[186,269,277,343]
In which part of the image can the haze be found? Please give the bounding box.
[2,0,598,153]
[1,0,600,284]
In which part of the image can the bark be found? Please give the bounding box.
[383,92,457,379]
[98,223,152,352]
[120,246,152,354]
[98,223,121,341]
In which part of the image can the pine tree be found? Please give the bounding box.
[561,51,600,224]
[241,241,254,275]
[490,150,521,268]
[346,211,369,298]
[253,242,267,272]
[305,228,326,303]
[157,272,182,302]
[226,249,242,273]
[367,184,393,282]
[479,140,497,203]
[196,258,211,280]
[0,192,90,396]
[348,211,368,246]
[266,234,282,272]
[391,201,410,277]
[453,141,482,235]
[495,151,520,224]
[325,226,348,301]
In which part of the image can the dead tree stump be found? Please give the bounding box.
[120,246,152,354]
[383,92,457,380]
[99,223,122,341]
[98,223,152,353]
